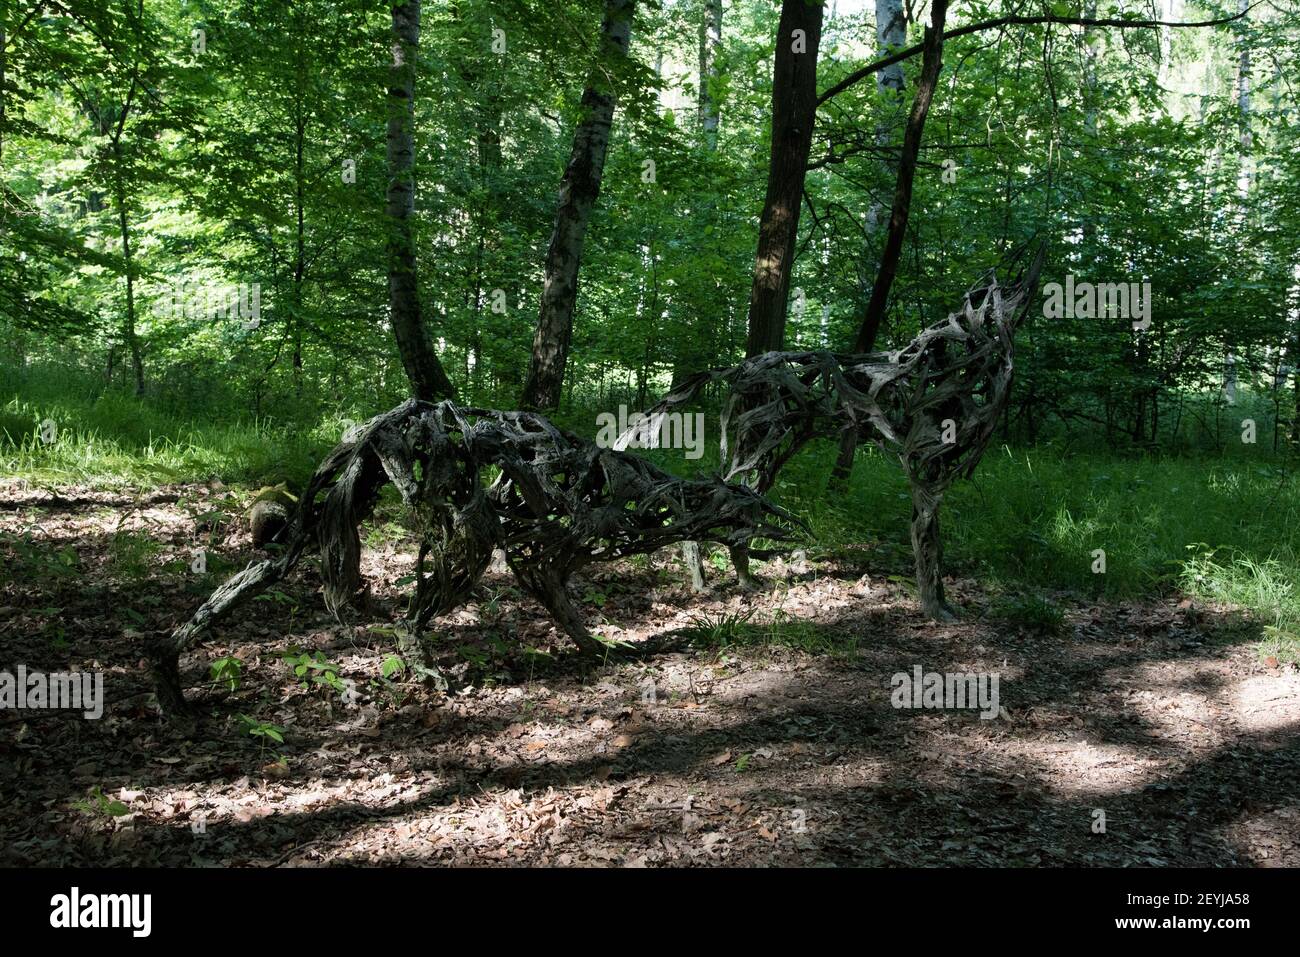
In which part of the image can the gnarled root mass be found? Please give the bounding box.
[151,402,800,716]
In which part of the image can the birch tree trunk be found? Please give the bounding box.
[520,0,637,411]
[1225,0,1251,403]
[387,0,456,402]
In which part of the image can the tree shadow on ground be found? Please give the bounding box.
[3,498,1297,866]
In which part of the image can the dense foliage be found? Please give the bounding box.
[3,0,1299,448]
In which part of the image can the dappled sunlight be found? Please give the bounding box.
[1230,673,1300,734]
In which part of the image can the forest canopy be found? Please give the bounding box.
[4,0,1297,452]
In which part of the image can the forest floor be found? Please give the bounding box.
[2,478,1299,867]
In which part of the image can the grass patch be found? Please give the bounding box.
[779,441,1300,642]
[1181,552,1300,662]
[682,607,860,656]
[0,391,332,488]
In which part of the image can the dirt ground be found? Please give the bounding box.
[2,479,1298,867]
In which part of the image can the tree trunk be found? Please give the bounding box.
[387,0,455,402]
[849,0,947,354]
[830,0,948,488]
[697,0,722,149]
[112,142,144,397]
[293,109,306,394]
[1,24,6,168]
[670,0,724,391]
[1225,0,1251,402]
[829,0,908,489]
[865,0,906,240]
[520,0,637,410]
[743,0,824,357]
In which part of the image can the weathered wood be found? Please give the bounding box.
[152,401,798,715]
[625,250,1044,614]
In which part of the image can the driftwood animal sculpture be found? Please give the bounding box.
[151,400,798,715]
[619,249,1044,619]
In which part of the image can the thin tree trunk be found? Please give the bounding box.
[698,0,721,148]
[387,0,455,401]
[743,0,824,357]
[293,110,306,394]
[849,0,947,354]
[1225,0,1251,403]
[865,0,905,237]
[1,24,6,168]
[830,0,907,489]
[109,114,144,397]
[520,0,637,410]
[115,185,143,396]
[671,0,724,393]
[473,95,502,396]
[1289,272,1300,446]
[830,0,948,488]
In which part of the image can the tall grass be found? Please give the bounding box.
[0,366,335,487]
[785,441,1300,657]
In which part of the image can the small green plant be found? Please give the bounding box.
[454,643,489,668]
[478,587,511,622]
[683,608,756,648]
[369,655,410,707]
[109,530,161,579]
[237,713,285,748]
[210,655,243,691]
[254,588,297,607]
[280,648,347,694]
[364,520,409,549]
[380,654,406,680]
[1,529,79,581]
[73,786,131,819]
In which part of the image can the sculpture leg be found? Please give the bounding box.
[908,479,957,621]
[513,562,606,657]
[150,556,293,718]
[406,521,495,676]
[729,542,759,590]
